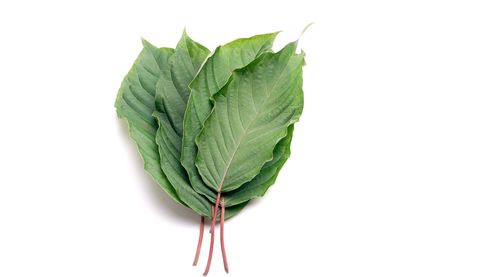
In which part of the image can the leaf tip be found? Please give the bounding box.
[301,22,314,37]
[140,37,155,49]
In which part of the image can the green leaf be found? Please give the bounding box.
[195,42,305,192]
[155,31,210,124]
[223,75,303,207]
[181,33,278,201]
[223,68,303,206]
[224,125,294,206]
[115,39,183,205]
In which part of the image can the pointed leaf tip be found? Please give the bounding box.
[140,37,150,46]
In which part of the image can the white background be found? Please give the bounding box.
[0,0,499,276]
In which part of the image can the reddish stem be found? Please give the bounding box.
[203,191,221,276]
[220,197,229,273]
[210,192,221,234]
[192,216,205,266]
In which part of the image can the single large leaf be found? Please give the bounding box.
[181,33,278,201]
[223,69,304,206]
[115,39,183,205]
[195,42,305,192]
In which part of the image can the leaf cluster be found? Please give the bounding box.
[115,30,305,220]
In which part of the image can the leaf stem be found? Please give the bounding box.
[192,216,205,266]
[203,191,221,276]
[220,197,229,273]
[210,191,221,233]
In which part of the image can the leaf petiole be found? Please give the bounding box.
[192,216,205,266]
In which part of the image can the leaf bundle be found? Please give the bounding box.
[115,29,306,275]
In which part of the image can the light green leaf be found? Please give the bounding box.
[181,33,278,200]
[195,42,305,192]
[115,39,183,205]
